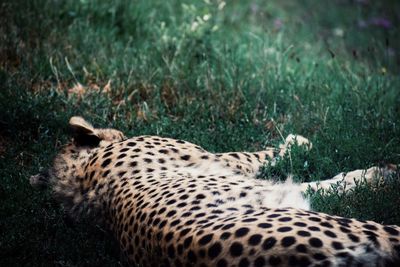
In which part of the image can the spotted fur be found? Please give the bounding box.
[30,117,400,267]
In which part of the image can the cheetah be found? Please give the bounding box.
[30,116,400,267]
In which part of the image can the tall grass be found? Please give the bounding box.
[1,0,399,265]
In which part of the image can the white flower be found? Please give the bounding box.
[333,28,344,37]
[203,14,211,21]
[212,25,219,32]
[218,1,226,10]
[191,21,199,31]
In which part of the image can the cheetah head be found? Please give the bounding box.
[30,116,126,216]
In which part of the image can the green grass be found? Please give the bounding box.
[1,0,399,265]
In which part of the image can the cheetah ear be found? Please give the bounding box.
[69,116,101,147]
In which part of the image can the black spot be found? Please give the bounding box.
[254,256,266,267]
[230,242,243,257]
[159,149,169,154]
[176,244,183,256]
[166,199,176,205]
[239,257,249,267]
[296,244,308,253]
[165,232,174,242]
[174,259,182,267]
[185,219,195,226]
[269,256,281,266]
[336,252,349,258]
[220,232,231,240]
[199,234,213,246]
[277,226,292,232]
[308,226,320,232]
[294,222,307,227]
[289,256,298,266]
[298,231,311,237]
[182,211,192,217]
[321,260,332,267]
[130,161,138,167]
[281,236,296,247]
[320,222,334,229]
[363,224,378,231]
[101,158,111,168]
[102,169,110,177]
[242,218,257,223]
[208,242,222,259]
[117,171,126,177]
[103,151,113,158]
[384,226,399,236]
[117,153,127,159]
[309,217,322,222]
[196,194,206,200]
[331,243,344,254]
[309,237,323,248]
[127,142,136,146]
[167,245,175,258]
[313,253,327,261]
[181,155,191,161]
[324,230,337,238]
[159,220,167,229]
[298,256,311,267]
[166,210,177,217]
[217,259,227,267]
[229,153,240,159]
[262,237,277,250]
[144,158,152,163]
[179,228,191,237]
[235,227,250,237]
[340,226,351,233]
[183,236,193,248]
[278,217,292,222]
[248,234,262,246]
[347,233,360,242]
[258,223,272,229]
[187,250,197,263]
[199,248,206,258]
[222,223,235,230]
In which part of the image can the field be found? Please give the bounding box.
[1,0,400,265]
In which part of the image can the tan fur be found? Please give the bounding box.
[30,117,400,267]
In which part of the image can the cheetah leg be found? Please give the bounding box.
[300,164,398,193]
[214,134,312,176]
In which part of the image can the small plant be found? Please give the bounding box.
[257,141,313,183]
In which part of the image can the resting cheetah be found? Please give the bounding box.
[30,116,400,267]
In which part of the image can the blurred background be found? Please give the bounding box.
[1,0,399,265]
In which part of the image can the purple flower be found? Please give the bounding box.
[274,19,283,30]
[369,17,392,29]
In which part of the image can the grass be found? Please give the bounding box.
[1,0,399,265]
